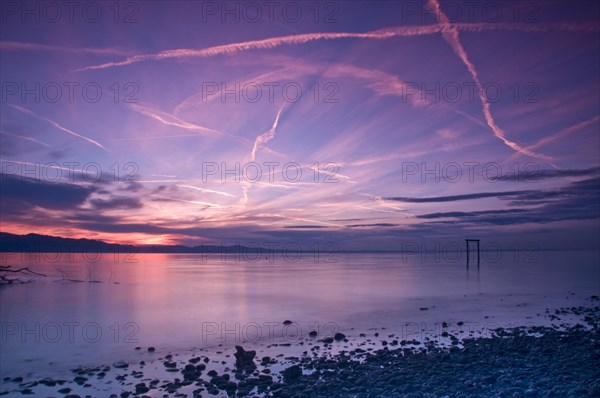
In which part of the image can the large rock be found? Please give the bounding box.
[281,365,302,382]
[234,346,256,371]
[334,333,346,341]
[112,360,128,369]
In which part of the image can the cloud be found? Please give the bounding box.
[3,178,594,246]
[284,225,329,229]
[347,223,398,227]
[415,178,599,225]
[0,173,95,211]
[73,222,172,235]
[490,167,600,182]
[505,177,599,206]
[384,190,532,203]
[171,56,434,115]
[152,195,223,208]
[417,209,528,219]
[119,181,145,192]
[89,196,143,210]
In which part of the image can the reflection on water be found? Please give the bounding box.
[1,251,598,377]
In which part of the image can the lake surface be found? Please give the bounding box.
[1,250,598,380]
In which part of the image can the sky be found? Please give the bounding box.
[1,0,599,250]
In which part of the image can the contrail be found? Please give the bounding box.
[239,107,285,207]
[453,21,599,34]
[0,40,130,56]
[154,195,223,207]
[174,59,428,116]
[127,103,271,149]
[261,213,342,227]
[128,103,224,136]
[75,25,439,71]
[427,0,552,162]
[526,115,600,152]
[251,106,284,161]
[8,104,109,151]
[176,184,236,198]
[507,115,600,164]
[75,22,598,72]
[1,130,50,147]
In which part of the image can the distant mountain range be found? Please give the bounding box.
[0,232,269,253]
[1,232,574,254]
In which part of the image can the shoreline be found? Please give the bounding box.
[1,298,599,397]
[2,288,595,378]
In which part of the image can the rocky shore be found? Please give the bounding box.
[1,299,599,398]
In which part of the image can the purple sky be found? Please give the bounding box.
[1,0,599,250]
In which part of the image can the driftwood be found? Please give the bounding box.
[0,265,47,285]
[0,266,107,285]
[55,268,102,283]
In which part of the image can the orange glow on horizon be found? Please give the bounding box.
[1,223,180,246]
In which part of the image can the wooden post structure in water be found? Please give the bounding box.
[465,239,480,268]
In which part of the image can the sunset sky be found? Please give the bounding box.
[1,0,599,250]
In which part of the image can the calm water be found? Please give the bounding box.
[0,251,598,379]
